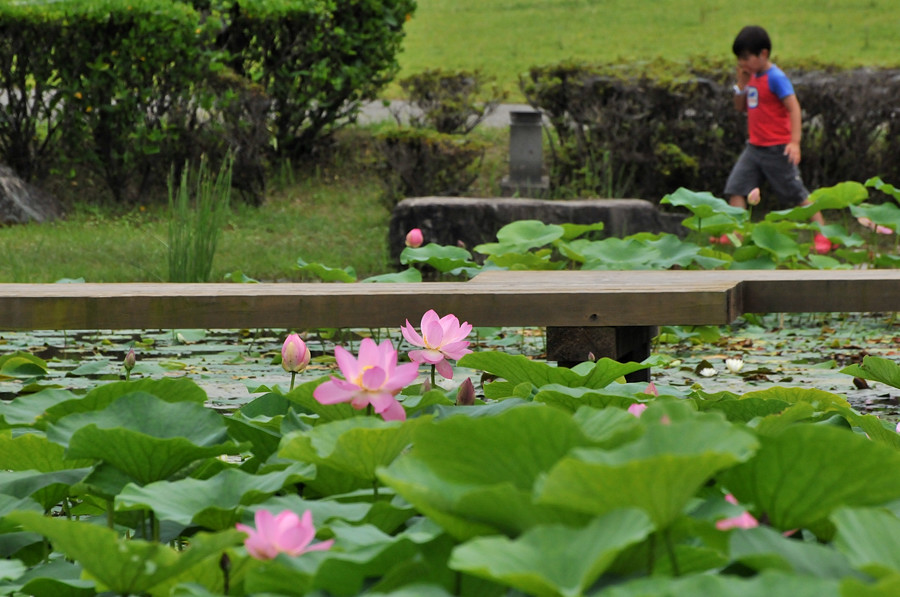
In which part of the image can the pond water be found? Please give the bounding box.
[1,312,897,423]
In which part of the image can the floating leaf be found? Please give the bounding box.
[0,352,48,380]
[450,509,653,597]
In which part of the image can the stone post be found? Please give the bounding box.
[500,110,549,197]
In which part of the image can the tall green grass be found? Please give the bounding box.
[167,156,233,283]
[398,0,900,97]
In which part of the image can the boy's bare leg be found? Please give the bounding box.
[729,195,747,209]
[800,198,825,226]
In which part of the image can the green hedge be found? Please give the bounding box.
[521,59,900,203]
[0,0,416,202]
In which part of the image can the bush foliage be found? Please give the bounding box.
[0,0,415,202]
[521,59,900,202]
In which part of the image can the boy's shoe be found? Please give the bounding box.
[813,233,835,254]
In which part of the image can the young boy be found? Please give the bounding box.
[724,25,830,251]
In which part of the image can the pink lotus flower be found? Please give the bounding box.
[813,233,835,255]
[236,509,333,560]
[747,187,761,206]
[282,333,311,373]
[716,494,759,531]
[313,338,418,421]
[627,403,647,417]
[401,310,472,380]
[405,228,424,248]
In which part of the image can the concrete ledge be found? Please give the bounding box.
[388,196,685,263]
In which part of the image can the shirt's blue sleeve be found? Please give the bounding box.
[768,67,795,99]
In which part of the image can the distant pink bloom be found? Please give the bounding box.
[281,333,311,373]
[405,228,424,248]
[896,420,900,433]
[644,381,658,396]
[313,338,418,421]
[236,509,333,560]
[857,217,893,235]
[659,414,672,425]
[813,233,834,255]
[627,403,647,417]
[716,494,759,531]
[401,310,473,379]
[747,187,761,206]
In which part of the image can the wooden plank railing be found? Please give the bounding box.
[1,270,898,380]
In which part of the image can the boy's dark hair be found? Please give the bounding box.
[732,25,771,57]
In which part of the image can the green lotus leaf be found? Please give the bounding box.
[560,221,605,240]
[661,188,747,219]
[245,521,436,596]
[720,425,900,534]
[399,244,477,274]
[378,404,592,539]
[680,212,746,235]
[751,222,802,262]
[450,509,652,597]
[0,352,49,379]
[851,202,900,232]
[537,412,757,528]
[474,220,564,255]
[115,463,315,530]
[485,251,565,270]
[598,569,840,597]
[840,573,900,597]
[534,384,641,413]
[764,181,869,222]
[224,411,283,461]
[47,393,241,484]
[8,511,242,596]
[280,415,431,483]
[0,389,76,429]
[840,355,900,390]
[730,526,859,579]
[0,469,91,510]
[42,377,208,425]
[15,557,94,597]
[832,507,900,576]
[295,258,357,282]
[284,377,357,422]
[361,268,423,283]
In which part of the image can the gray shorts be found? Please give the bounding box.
[724,143,809,206]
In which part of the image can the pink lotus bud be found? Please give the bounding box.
[123,348,136,372]
[405,228,423,248]
[644,381,658,396]
[896,420,900,434]
[747,187,761,206]
[456,377,476,406]
[627,403,647,417]
[281,333,311,373]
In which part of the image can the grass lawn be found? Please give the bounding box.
[398,0,900,98]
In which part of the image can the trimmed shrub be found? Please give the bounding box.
[522,59,900,203]
[397,68,506,134]
[376,128,486,205]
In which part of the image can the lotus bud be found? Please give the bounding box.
[627,403,647,417]
[644,381,658,396]
[456,377,476,406]
[421,377,432,394]
[747,187,761,206]
[123,348,136,372]
[405,228,423,248]
[281,334,311,373]
[724,357,744,373]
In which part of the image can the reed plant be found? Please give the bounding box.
[167,155,233,283]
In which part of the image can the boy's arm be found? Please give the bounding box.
[733,66,750,112]
[782,94,802,165]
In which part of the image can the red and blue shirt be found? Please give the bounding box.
[745,64,795,146]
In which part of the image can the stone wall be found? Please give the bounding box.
[388,196,685,264]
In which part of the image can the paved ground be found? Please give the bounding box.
[357,100,537,128]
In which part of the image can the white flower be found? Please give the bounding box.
[725,357,744,373]
[699,367,717,377]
